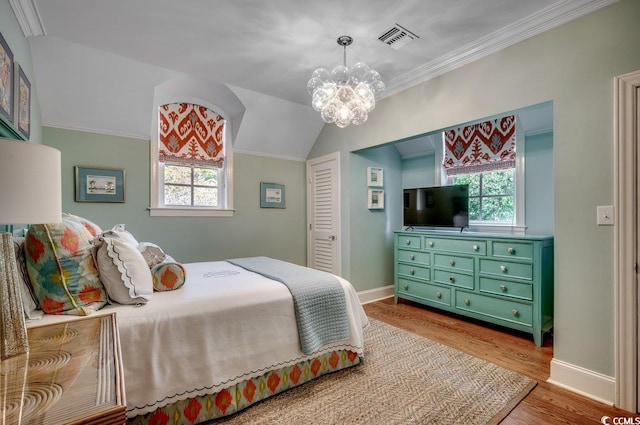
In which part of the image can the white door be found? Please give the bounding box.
[306,152,341,275]
[637,85,640,413]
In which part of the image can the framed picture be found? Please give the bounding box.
[75,166,126,203]
[260,182,285,208]
[0,32,14,124]
[368,189,384,209]
[367,167,383,187]
[14,63,30,139]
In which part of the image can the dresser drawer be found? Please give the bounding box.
[397,235,421,249]
[433,269,473,289]
[433,253,474,273]
[398,263,430,281]
[398,278,451,306]
[479,259,532,280]
[479,277,533,301]
[455,291,533,326]
[397,249,430,265]
[425,237,486,255]
[491,241,534,261]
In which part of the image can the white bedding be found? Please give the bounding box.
[27,260,369,417]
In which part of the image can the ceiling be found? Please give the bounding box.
[10,0,613,158]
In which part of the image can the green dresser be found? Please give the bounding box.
[394,231,553,346]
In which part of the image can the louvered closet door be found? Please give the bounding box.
[307,152,341,275]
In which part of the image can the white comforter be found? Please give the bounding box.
[28,261,369,417]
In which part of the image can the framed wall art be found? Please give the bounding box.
[0,32,14,124]
[367,167,383,187]
[14,63,30,139]
[260,182,285,208]
[75,166,126,203]
[368,189,384,210]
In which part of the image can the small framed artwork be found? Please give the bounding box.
[368,189,385,209]
[260,182,285,208]
[14,63,30,139]
[75,166,126,203]
[0,32,15,124]
[367,167,383,187]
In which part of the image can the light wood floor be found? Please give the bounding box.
[364,298,638,424]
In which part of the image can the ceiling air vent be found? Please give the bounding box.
[378,24,419,50]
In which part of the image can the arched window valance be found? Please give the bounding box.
[158,103,225,168]
[443,115,516,176]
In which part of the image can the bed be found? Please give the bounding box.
[17,216,368,424]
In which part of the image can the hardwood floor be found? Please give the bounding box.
[363,298,638,424]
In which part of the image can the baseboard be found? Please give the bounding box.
[357,285,394,305]
[548,358,615,405]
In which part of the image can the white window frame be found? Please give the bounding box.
[437,123,525,234]
[149,99,234,217]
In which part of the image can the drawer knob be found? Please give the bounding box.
[499,285,506,292]
[449,276,455,283]
[449,260,455,266]
[428,241,434,247]
[464,299,470,306]
[405,239,411,245]
[410,269,415,275]
[507,247,515,254]
[500,265,507,273]
[512,309,519,316]
[472,244,479,251]
[436,292,442,298]
[410,254,415,260]
[403,285,409,290]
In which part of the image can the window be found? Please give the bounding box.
[163,164,221,207]
[451,169,515,222]
[441,115,524,232]
[150,102,233,217]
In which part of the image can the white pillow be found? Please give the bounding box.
[93,233,153,305]
[137,242,166,268]
[111,224,139,247]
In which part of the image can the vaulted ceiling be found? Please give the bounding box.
[11,0,614,159]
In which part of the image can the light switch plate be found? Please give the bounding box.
[597,205,614,225]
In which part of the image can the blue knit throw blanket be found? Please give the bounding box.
[227,257,350,355]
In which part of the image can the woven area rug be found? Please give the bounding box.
[210,319,536,425]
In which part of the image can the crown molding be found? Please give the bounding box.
[8,0,46,37]
[382,0,619,99]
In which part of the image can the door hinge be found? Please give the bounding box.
[635,262,639,273]
[309,223,312,231]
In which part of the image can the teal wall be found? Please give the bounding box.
[0,2,42,142]
[524,131,554,235]
[43,127,307,265]
[349,145,402,291]
[402,154,436,189]
[308,0,640,377]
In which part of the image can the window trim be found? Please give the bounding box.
[149,99,234,217]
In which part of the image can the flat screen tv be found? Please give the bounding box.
[403,184,469,230]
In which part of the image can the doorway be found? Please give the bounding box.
[306,152,341,275]
[614,69,640,413]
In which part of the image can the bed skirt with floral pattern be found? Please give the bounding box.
[127,349,361,425]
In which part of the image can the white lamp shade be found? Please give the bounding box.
[0,137,62,225]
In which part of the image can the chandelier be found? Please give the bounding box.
[307,36,385,128]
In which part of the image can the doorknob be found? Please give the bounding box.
[329,235,336,240]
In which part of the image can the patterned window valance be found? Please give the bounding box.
[443,115,516,176]
[158,103,225,168]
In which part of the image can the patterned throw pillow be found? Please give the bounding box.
[62,213,103,237]
[25,217,107,315]
[13,236,43,320]
[151,259,187,291]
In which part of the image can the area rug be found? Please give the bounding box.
[209,319,536,424]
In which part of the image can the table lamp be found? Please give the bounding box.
[0,137,62,359]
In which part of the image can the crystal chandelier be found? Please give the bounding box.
[307,36,385,128]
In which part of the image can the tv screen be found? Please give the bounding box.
[403,185,469,229]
